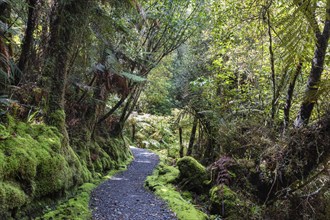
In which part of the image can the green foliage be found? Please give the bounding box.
[127,112,178,153]
[120,72,147,83]
[139,57,174,115]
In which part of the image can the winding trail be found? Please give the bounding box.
[90,147,177,220]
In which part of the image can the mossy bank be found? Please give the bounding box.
[0,116,131,219]
[145,162,208,220]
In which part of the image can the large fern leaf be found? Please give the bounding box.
[119,71,147,83]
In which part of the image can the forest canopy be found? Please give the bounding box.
[0,0,329,219]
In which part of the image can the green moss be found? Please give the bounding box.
[35,155,71,197]
[145,163,208,220]
[0,115,132,218]
[37,158,133,220]
[48,110,66,129]
[3,137,38,181]
[37,183,96,220]
[0,124,10,140]
[0,117,92,216]
[209,185,260,219]
[176,156,209,192]
[209,185,240,218]
[0,151,4,181]
[0,182,28,213]
[181,191,193,201]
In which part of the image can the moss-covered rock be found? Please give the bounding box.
[146,162,179,189]
[145,162,208,220]
[0,114,132,218]
[209,185,239,217]
[176,156,209,192]
[0,117,91,218]
[0,182,28,215]
[209,185,262,219]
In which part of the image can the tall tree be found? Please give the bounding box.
[294,0,330,127]
[17,0,39,83]
[0,0,12,91]
[42,0,93,137]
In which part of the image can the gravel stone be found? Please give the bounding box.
[90,147,177,220]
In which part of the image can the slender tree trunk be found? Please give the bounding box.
[97,96,126,124]
[0,2,11,84]
[202,120,214,163]
[124,85,143,122]
[267,10,276,121]
[294,3,330,127]
[17,0,38,84]
[132,123,136,143]
[187,116,198,156]
[284,62,302,128]
[179,127,184,158]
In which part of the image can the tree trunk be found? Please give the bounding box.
[284,62,302,129]
[294,4,330,127]
[97,96,126,124]
[187,116,198,156]
[132,124,136,143]
[43,0,92,136]
[179,127,184,158]
[0,1,11,86]
[17,0,38,84]
[202,120,215,163]
[267,10,276,121]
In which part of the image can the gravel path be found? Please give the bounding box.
[90,147,177,220]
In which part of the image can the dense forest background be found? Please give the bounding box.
[0,0,329,219]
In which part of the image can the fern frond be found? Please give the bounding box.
[119,71,146,83]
